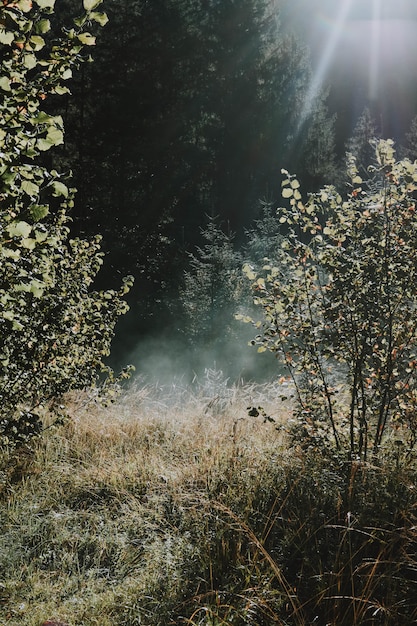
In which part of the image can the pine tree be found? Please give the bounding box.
[180,216,242,348]
[54,0,337,342]
[403,114,417,162]
[244,201,284,269]
[345,107,380,177]
[297,90,338,188]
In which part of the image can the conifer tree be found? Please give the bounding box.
[345,107,379,177]
[244,201,284,269]
[180,216,242,348]
[403,114,417,162]
[61,0,337,260]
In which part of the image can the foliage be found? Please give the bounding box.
[180,215,243,348]
[403,113,417,162]
[57,0,336,301]
[244,201,286,269]
[0,0,132,447]
[291,86,338,190]
[345,107,379,178]
[241,140,417,460]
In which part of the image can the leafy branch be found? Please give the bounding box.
[240,140,417,460]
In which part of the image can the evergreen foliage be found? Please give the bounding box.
[57,0,337,315]
[180,215,242,348]
[0,0,132,447]
[244,201,285,269]
[299,88,338,186]
[403,114,417,162]
[345,106,379,177]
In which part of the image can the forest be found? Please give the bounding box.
[3,0,417,375]
[3,1,417,624]
[50,0,417,381]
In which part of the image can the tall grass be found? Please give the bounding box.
[1,376,417,625]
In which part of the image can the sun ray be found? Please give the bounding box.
[297,0,354,133]
[369,0,381,101]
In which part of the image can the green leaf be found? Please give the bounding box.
[30,205,49,221]
[34,111,53,124]
[29,35,46,50]
[51,181,69,198]
[23,54,37,70]
[243,263,257,280]
[0,77,11,92]
[18,0,33,11]
[35,0,56,8]
[35,19,51,34]
[0,30,14,46]
[61,68,72,80]
[3,310,15,322]
[74,15,87,28]
[35,229,48,243]
[45,126,64,146]
[29,280,45,298]
[7,221,32,238]
[1,247,20,260]
[77,32,96,46]
[21,180,40,197]
[21,238,37,250]
[37,138,53,152]
[52,85,70,96]
[83,0,102,10]
[90,11,109,26]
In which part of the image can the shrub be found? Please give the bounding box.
[240,140,417,460]
[0,0,132,447]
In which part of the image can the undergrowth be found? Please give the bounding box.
[1,377,417,625]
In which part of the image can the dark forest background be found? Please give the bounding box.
[50,0,417,382]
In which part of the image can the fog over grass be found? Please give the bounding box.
[125,335,280,388]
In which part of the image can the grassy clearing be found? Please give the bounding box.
[1,377,417,625]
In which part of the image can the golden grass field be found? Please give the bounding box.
[1,377,417,625]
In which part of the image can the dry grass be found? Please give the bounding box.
[0,377,290,626]
[1,375,417,625]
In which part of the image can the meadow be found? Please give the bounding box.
[1,374,417,626]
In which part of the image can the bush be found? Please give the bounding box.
[240,140,417,460]
[0,0,132,447]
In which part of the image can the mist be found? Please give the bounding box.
[110,312,281,389]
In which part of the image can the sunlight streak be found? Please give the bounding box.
[297,0,354,132]
[369,0,381,100]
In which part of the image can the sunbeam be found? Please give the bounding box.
[287,0,417,145]
[369,0,381,101]
[296,0,354,133]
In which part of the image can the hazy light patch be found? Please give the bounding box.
[296,0,354,132]
[123,329,281,388]
[369,0,382,101]
[283,0,417,142]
